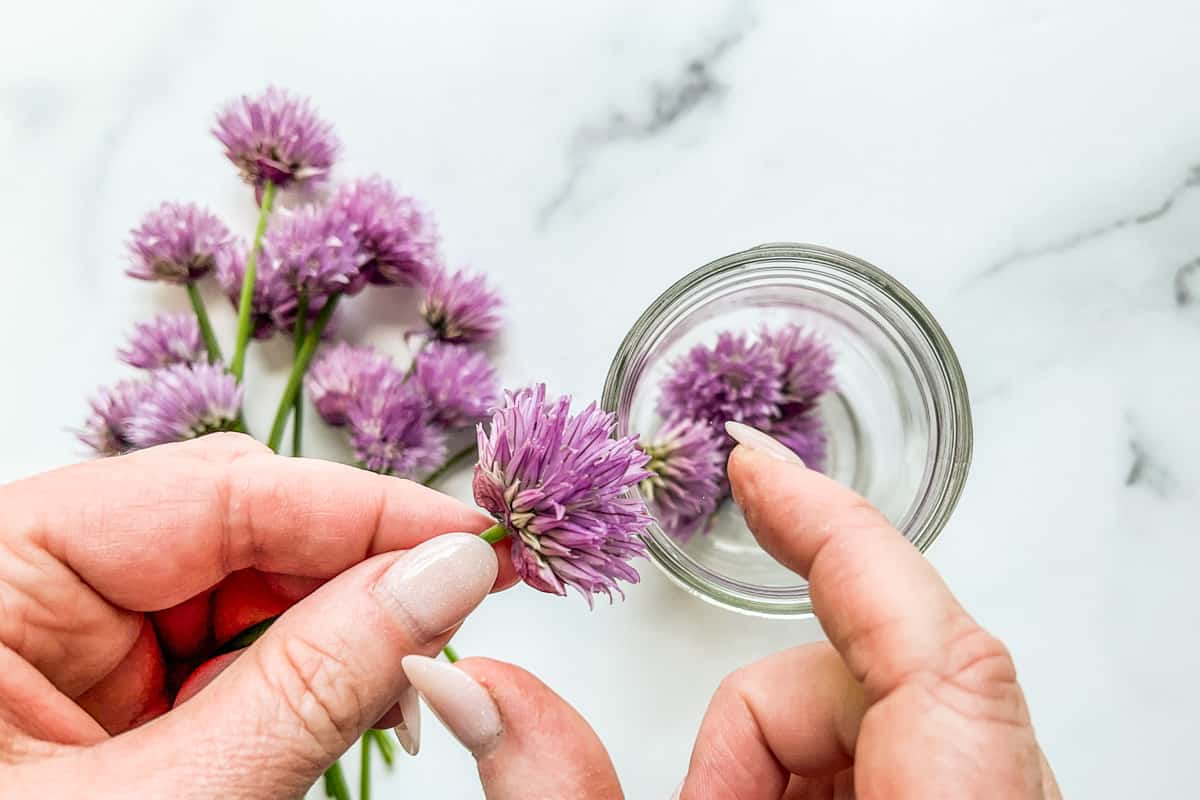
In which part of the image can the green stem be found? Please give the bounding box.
[291,293,308,457]
[186,282,223,363]
[421,443,478,487]
[479,523,508,544]
[215,614,278,655]
[266,294,340,452]
[359,732,372,800]
[442,644,461,663]
[368,728,396,768]
[322,760,350,800]
[404,334,429,379]
[230,180,277,381]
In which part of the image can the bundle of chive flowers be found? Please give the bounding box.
[75,87,653,800]
[81,87,503,479]
[641,326,836,541]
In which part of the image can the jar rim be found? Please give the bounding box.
[602,242,973,618]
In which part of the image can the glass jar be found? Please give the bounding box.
[602,243,972,617]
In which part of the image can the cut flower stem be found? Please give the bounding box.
[230,180,277,381]
[186,283,224,363]
[267,294,341,451]
[479,523,507,544]
[323,760,351,800]
[421,442,477,487]
[359,732,372,800]
[291,292,309,456]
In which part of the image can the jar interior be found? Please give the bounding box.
[607,244,972,616]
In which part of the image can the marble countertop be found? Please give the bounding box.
[3,1,1197,796]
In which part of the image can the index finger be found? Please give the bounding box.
[1,433,516,611]
[727,443,982,700]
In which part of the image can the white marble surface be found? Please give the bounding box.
[3,1,1199,796]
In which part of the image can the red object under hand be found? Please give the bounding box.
[173,650,242,707]
[76,618,169,734]
[152,590,213,660]
[212,569,293,647]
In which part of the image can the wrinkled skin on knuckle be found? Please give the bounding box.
[257,634,368,761]
[832,497,892,536]
[929,624,1029,728]
[860,623,1042,797]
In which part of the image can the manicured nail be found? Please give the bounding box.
[375,533,498,641]
[725,421,806,466]
[670,780,683,799]
[401,655,502,757]
[393,683,421,756]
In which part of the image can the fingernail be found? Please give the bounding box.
[375,533,498,641]
[401,655,502,757]
[393,683,421,756]
[670,779,683,799]
[725,421,806,466]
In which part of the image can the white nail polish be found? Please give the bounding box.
[375,533,498,641]
[669,779,683,799]
[401,655,502,758]
[725,421,806,466]
[393,683,421,756]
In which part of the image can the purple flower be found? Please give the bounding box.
[125,364,243,449]
[77,380,146,456]
[348,376,447,477]
[758,325,834,471]
[118,312,207,369]
[640,416,727,542]
[305,343,397,427]
[473,384,653,605]
[263,205,360,297]
[330,176,439,289]
[762,324,836,405]
[658,332,783,430]
[412,342,499,430]
[126,202,236,284]
[215,246,279,339]
[213,87,338,191]
[419,266,503,345]
[770,409,829,472]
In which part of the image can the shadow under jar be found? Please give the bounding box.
[602,243,972,617]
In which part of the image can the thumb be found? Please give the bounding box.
[402,655,623,800]
[92,533,498,798]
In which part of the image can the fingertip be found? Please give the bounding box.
[727,444,806,510]
[454,657,606,757]
[453,657,597,749]
[451,658,622,797]
[727,445,826,575]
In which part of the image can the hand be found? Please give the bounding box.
[677,435,1062,798]
[0,433,516,798]
[391,434,1060,800]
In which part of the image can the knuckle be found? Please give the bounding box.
[258,634,368,757]
[715,667,754,704]
[216,456,286,570]
[192,432,272,462]
[830,497,891,538]
[929,622,1027,726]
[944,624,1018,691]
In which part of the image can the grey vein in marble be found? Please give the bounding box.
[537,27,748,226]
[1126,438,1173,496]
[974,163,1200,280]
[1174,256,1200,306]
